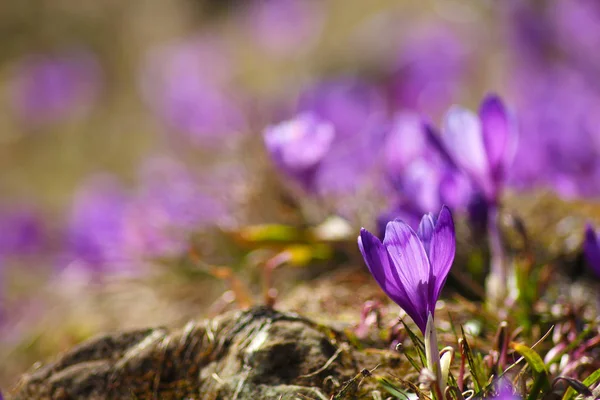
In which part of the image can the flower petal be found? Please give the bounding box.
[417,213,436,256]
[383,220,430,329]
[442,106,494,198]
[358,228,413,311]
[584,224,600,278]
[429,205,456,303]
[264,113,335,171]
[479,95,517,184]
[384,112,427,175]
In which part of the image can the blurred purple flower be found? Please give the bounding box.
[141,37,247,144]
[551,0,600,73]
[9,50,102,126]
[69,161,226,272]
[509,67,600,197]
[501,0,600,197]
[0,206,44,256]
[298,77,385,139]
[294,77,387,194]
[376,201,422,238]
[358,205,455,333]
[389,25,470,116]
[494,384,521,400]
[68,175,132,274]
[442,95,518,204]
[243,0,325,57]
[264,113,335,190]
[500,1,553,68]
[137,156,225,227]
[380,112,474,232]
[128,156,226,257]
[583,224,600,279]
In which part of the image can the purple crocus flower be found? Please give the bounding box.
[380,112,474,233]
[267,77,387,196]
[442,95,518,307]
[299,77,387,195]
[494,383,521,400]
[583,224,600,278]
[442,95,518,204]
[264,113,335,191]
[358,205,455,333]
[9,50,101,127]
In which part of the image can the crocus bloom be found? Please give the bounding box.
[443,95,517,308]
[264,112,335,191]
[442,95,518,204]
[358,205,455,333]
[290,77,387,195]
[583,224,600,278]
[493,381,521,400]
[380,112,473,233]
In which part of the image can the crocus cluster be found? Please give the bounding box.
[264,91,518,306]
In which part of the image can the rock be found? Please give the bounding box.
[10,307,389,400]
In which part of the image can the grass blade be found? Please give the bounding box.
[461,326,485,392]
[510,342,550,400]
[401,319,427,368]
[562,368,600,400]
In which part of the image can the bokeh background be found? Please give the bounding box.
[2,0,600,388]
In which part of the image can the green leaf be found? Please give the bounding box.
[377,376,431,400]
[403,349,424,374]
[510,342,550,400]
[461,327,485,392]
[510,342,548,375]
[401,319,426,368]
[377,377,413,400]
[237,224,301,243]
[562,368,600,400]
